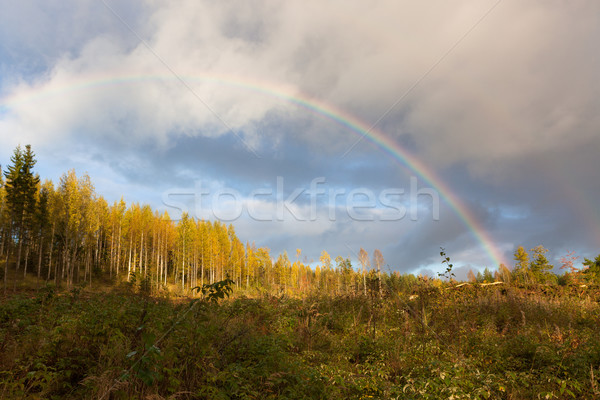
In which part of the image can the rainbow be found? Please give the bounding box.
[1,73,509,268]
[282,90,510,269]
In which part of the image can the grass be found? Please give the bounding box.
[1,281,600,399]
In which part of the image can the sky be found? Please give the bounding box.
[1,0,599,277]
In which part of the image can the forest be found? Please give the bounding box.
[1,144,600,399]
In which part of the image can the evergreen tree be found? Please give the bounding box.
[530,245,554,283]
[476,271,484,283]
[482,267,494,283]
[513,246,530,283]
[3,145,40,287]
[582,254,600,282]
[335,256,353,293]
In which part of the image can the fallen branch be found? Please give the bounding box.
[446,281,504,290]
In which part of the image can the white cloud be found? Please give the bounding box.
[2,1,599,169]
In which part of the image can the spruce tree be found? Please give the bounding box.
[3,145,40,286]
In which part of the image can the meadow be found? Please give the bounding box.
[1,278,599,399]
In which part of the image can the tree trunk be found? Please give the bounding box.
[3,231,11,294]
[23,241,30,279]
[37,232,43,284]
[109,227,114,278]
[181,226,186,292]
[140,231,144,278]
[0,226,5,265]
[127,235,132,281]
[14,228,23,291]
[116,224,121,277]
[363,269,367,296]
[47,223,55,282]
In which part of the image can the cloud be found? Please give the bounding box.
[1,1,599,273]
[3,1,599,163]
[403,2,600,174]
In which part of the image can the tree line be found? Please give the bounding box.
[1,145,599,295]
[0,145,388,295]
